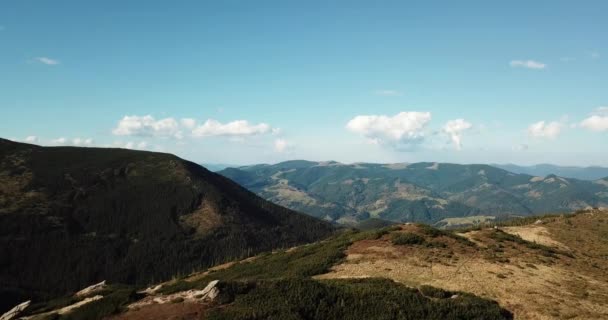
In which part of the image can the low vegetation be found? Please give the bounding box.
[391,232,425,245]
[207,278,513,320]
[159,228,388,294]
[487,229,573,258]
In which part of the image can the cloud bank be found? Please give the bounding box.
[112,115,275,140]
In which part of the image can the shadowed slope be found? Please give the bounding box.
[0,138,334,311]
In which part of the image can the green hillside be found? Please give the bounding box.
[219,161,608,225]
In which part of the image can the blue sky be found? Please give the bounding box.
[1,1,607,166]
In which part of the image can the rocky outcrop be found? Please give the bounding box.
[0,301,30,320]
[75,280,107,297]
[128,280,220,309]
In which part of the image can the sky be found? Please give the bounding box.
[1,1,607,166]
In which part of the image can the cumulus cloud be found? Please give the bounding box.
[510,60,546,70]
[113,115,275,140]
[110,140,149,150]
[346,111,431,148]
[528,121,562,139]
[180,118,197,129]
[24,136,38,144]
[34,57,60,65]
[48,137,94,146]
[274,138,294,153]
[51,137,67,145]
[580,107,608,132]
[192,119,271,137]
[442,119,472,150]
[72,138,94,146]
[112,115,182,139]
[374,89,402,97]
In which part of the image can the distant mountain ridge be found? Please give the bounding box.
[219,161,608,225]
[494,164,608,181]
[200,163,238,172]
[0,139,333,310]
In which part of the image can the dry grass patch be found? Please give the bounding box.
[317,219,608,319]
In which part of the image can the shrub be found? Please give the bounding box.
[391,233,425,245]
[419,285,452,299]
[159,230,363,294]
[206,278,513,320]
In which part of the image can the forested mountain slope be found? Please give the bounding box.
[0,139,333,311]
[220,161,608,224]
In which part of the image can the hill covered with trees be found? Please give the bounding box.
[220,161,608,225]
[0,139,334,311]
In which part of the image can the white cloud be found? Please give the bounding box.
[24,136,38,143]
[111,140,149,150]
[112,115,182,139]
[72,138,94,146]
[346,111,431,148]
[591,106,608,115]
[580,107,608,132]
[528,121,562,139]
[510,60,546,70]
[49,137,94,146]
[192,119,271,137]
[442,119,472,150]
[51,137,67,145]
[374,89,403,97]
[180,118,197,129]
[590,51,600,59]
[34,57,60,65]
[274,138,294,153]
[113,115,274,140]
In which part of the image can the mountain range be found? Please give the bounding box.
[3,139,608,319]
[0,139,333,311]
[494,164,608,181]
[219,161,608,225]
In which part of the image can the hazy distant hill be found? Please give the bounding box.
[0,139,333,310]
[200,163,237,172]
[219,161,608,225]
[494,164,608,181]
